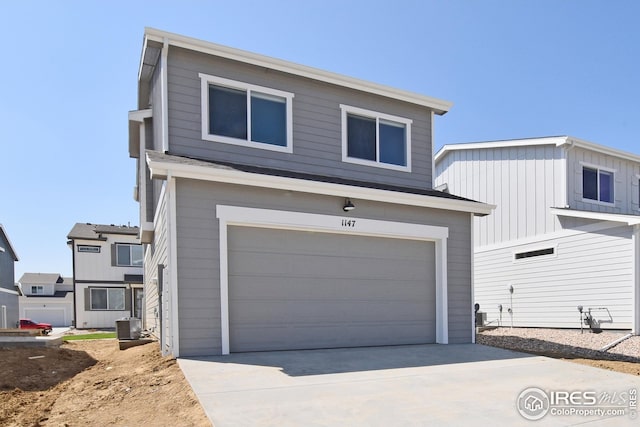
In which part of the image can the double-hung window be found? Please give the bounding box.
[115,243,143,267]
[199,73,294,153]
[90,287,125,311]
[341,105,412,171]
[31,286,44,295]
[582,165,614,204]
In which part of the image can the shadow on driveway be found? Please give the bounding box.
[182,343,533,376]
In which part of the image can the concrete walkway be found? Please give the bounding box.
[178,344,640,426]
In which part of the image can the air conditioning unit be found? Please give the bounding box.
[475,312,487,327]
[116,318,142,340]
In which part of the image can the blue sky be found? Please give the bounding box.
[2,0,639,279]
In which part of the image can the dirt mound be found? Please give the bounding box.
[0,340,210,426]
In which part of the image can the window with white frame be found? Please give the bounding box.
[582,165,614,204]
[90,287,125,311]
[340,105,411,171]
[115,244,143,267]
[77,245,100,253]
[30,285,44,295]
[199,73,294,153]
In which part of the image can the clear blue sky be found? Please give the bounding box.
[2,0,639,279]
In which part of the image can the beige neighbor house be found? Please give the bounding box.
[67,223,144,329]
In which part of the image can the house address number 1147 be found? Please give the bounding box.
[341,219,356,228]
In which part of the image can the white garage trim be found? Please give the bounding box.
[216,205,450,354]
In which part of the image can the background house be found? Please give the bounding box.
[435,136,640,333]
[129,28,492,357]
[67,223,143,329]
[17,273,73,326]
[0,224,19,328]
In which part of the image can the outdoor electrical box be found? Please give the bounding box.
[475,312,487,327]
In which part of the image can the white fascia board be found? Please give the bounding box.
[146,155,495,216]
[550,207,640,226]
[434,136,568,164]
[565,136,640,163]
[143,27,452,114]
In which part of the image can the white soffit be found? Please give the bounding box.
[551,207,640,226]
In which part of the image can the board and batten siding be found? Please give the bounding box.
[435,145,566,247]
[164,46,434,190]
[173,178,473,356]
[567,146,640,215]
[474,223,634,329]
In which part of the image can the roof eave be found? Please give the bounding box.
[143,27,452,115]
[147,153,494,216]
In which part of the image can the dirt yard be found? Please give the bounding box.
[2,330,639,426]
[0,339,210,427]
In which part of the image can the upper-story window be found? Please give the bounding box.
[340,105,412,172]
[115,243,143,267]
[31,285,44,295]
[199,73,294,153]
[582,165,614,204]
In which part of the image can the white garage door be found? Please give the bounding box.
[228,226,436,352]
[24,309,66,326]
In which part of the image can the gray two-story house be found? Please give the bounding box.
[435,136,640,333]
[0,224,19,328]
[129,28,492,357]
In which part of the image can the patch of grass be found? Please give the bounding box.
[62,332,116,341]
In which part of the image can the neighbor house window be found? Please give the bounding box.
[583,166,614,204]
[90,287,125,310]
[31,286,44,295]
[340,105,412,171]
[77,245,100,253]
[116,244,143,267]
[199,73,294,153]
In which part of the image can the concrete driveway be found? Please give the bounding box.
[178,344,640,426]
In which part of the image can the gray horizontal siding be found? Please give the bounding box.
[165,46,434,190]
[174,178,473,356]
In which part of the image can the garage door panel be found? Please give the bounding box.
[229,226,436,352]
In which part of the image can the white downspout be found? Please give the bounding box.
[166,173,180,356]
[160,38,169,153]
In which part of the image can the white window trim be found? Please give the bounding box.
[340,104,412,172]
[31,285,45,295]
[78,245,100,253]
[580,162,616,206]
[512,244,559,264]
[216,204,449,355]
[199,73,294,154]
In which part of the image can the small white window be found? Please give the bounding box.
[31,285,45,295]
[78,245,100,253]
[582,165,614,204]
[340,105,412,172]
[199,73,294,153]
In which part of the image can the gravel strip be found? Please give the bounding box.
[477,328,640,362]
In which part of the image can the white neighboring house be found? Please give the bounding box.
[67,223,144,329]
[435,136,640,333]
[17,273,74,326]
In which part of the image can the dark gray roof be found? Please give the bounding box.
[24,290,73,298]
[19,273,63,285]
[148,151,479,203]
[67,223,139,240]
